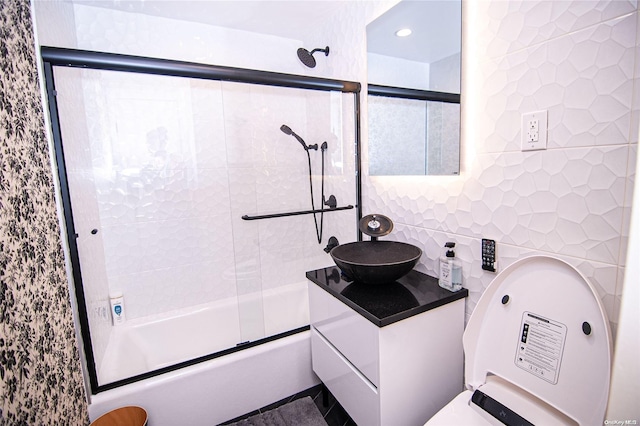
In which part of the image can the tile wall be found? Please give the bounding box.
[363,1,639,335]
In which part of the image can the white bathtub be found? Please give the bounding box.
[89,282,319,425]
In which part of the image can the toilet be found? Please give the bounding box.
[427,255,612,426]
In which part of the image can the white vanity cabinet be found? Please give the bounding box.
[307,268,467,426]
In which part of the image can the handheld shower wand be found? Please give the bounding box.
[280,125,318,151]
[280,125,332,245]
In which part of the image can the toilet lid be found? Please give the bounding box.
[463,255,612,425]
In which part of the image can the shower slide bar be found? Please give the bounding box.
[242,205,354,221]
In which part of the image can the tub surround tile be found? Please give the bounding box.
[113,260,238,320]
[69,4,304,75]
[54,65,359,324]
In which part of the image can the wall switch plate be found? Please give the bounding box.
[482,238,496,272]
[521,110,547,151]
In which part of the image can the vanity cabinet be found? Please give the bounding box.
[307,267,468,426]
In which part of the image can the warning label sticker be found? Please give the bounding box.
[514,311,567,384]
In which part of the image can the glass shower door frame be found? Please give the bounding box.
[41,46,362,394]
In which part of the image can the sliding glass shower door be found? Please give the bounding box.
[49,60,358,390]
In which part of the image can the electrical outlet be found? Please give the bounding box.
[527,118,539,142]
[521,110,547,151]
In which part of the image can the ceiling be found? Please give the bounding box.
[71,0,357,40]
[367,0,461,64]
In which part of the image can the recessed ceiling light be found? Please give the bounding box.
[395,28,412,37]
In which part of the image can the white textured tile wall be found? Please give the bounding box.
[475,0,638,59]
[363,1,638,334]
[56,68,357,326]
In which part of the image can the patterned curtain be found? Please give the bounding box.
[0,0,88,424]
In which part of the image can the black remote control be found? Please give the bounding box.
[482,239,496,272]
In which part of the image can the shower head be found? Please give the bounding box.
[297,46,330,68]
[281,124,312,150]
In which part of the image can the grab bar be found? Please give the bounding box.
[242,205,354,221]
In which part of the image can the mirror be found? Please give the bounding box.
[367,0,461,176]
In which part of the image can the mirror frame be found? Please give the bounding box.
[368,85,460,104]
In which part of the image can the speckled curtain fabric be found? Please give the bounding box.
[0,0,89,424]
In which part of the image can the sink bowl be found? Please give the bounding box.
[330,241,422,284]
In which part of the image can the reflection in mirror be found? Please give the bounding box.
[367,0,461,176]
[369,92,460,175]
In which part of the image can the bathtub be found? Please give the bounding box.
[89,282,319,425]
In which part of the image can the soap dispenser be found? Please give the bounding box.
[439,242,462,291]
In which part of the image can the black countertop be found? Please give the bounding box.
[306,266,468,328]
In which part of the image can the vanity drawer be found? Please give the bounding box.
[311,328,380,426]
[308,283,379,386]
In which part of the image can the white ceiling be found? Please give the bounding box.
[71,0,356,40]
[367,0,461,64]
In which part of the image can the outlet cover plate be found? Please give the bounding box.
[521,110,547,151]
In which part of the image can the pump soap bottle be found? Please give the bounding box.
[439,242,462,291]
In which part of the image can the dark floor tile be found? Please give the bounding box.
[323,400,353,426]
[292,384,324,401]
[218,383,355,426]
[312,389,337,417]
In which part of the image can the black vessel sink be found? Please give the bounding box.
[330,241,422,284]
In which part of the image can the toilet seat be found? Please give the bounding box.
[427,255,612,426]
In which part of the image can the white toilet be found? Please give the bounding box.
[427,255,612,426]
